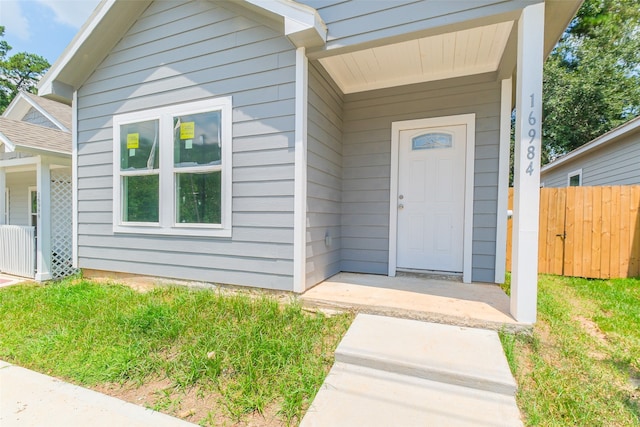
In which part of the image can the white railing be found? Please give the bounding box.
[0,225,36,278]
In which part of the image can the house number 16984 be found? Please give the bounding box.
[525,93,537,176]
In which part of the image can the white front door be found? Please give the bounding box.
[396,124,467,272]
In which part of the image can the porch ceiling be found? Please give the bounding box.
[319,21,514,94]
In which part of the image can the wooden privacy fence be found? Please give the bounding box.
[506,186,640,279]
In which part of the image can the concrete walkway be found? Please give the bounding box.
[301,314,523,427]
[0,361,196,427]
[0,312,521,426]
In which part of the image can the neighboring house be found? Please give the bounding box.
[541,116,640,187]
[38,0,581,323]
[0,92,74,280]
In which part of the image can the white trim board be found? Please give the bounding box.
[495,78,512,283]
[293,47,308,293]
[72,91,78,268]
[388,113,476,283]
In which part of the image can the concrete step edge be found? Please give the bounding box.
[299,297,530,333]
[335,348,517,396]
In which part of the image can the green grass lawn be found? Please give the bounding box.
[0,277,353,426]
[501,275,640,426]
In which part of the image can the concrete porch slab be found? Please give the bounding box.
[301,272,528,331]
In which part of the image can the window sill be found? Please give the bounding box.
[113,224,232,238]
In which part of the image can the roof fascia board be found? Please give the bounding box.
[12,146,71,158]
[2,92,29,119]
[39,0,151,103]
[11,93,70,132]
[243,0,326,47]
[0,132,16,152]
[541,117,640,172]
[39,0,116,100]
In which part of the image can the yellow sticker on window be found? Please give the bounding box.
[180,122,195,139]
[126,133,139,149]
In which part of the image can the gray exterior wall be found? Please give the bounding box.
[6,171,35,227]
[22,108,57,129]
[76,0,297,290]
[341,74,502,282]
[541,129,640,187]
[305,61,344,288]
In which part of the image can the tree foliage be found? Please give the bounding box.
[542,0,640,162]
[0,26,50,113]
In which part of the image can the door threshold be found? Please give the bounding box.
[395,269,463,282]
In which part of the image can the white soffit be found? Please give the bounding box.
[319,21,514,94]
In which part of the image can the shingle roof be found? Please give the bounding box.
[0,117,71,155]
[23,92,72,131]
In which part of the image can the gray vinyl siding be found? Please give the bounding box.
[76,0,297,291]
[299,0,539,53]
[541,130,640,187]
[305,61,344,289]
[22,108,57,129]
[6,171,35,227]
[341,74,501,282]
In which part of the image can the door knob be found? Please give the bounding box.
[399,195,404,199]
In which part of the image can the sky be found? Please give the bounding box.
[1,0,101,64]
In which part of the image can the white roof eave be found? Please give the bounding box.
[38,0,326,103]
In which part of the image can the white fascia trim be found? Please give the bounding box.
[495,78,512,284]
[244,0,327,44]
[2,92,27,118]
[388,113,476,283]
[542,116,640,173]
[0,132,16,152]
[72,91,79,268]
[0,157,39,168]
[23,94,70,132]
[38,0,116,97]
[293,47,308,293]
[4,92,69,132]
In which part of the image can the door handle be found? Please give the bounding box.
[398,204,404,209]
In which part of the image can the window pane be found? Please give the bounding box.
[30,190,37,214]
[174,111,221,167]
[176,172,221,224]
[120,120,159,170]
[412,132,452,150]
[569,174,581,186]
[123,175,159,222]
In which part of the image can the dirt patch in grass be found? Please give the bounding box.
[96,380,284,426]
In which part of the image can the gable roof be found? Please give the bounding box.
[3,91,72,132]
[38,0,580,102]
[38,0,326,103]
[0,117,71,156]
[541,115,640,173]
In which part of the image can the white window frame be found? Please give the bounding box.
[567,168,582,187]
[112,97,232,237]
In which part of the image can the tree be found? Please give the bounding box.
[542,0,640,162]
[0,26,50,113]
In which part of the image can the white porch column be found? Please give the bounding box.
[36,158,52,281]
[293,46,308,293]
[0,168,5,225]
[511,3,545,323]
